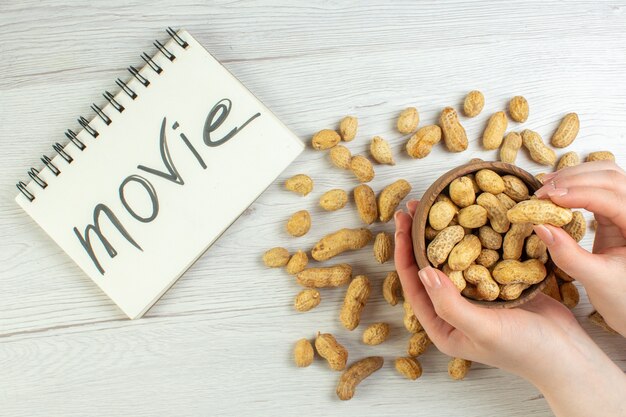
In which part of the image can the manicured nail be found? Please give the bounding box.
[547,188,568,197]
[419,267,441,288]
[534,186,549,198]
[534,225,555,245]
[394,210,403,221]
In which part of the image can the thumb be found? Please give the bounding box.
[418,267,491,337]
[534,224,611,287]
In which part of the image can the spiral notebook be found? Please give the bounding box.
[15,28,304,319]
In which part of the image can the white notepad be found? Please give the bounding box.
[15,29,304,319]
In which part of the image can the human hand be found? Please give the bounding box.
[534,161,626,336]
[395,200,626,416]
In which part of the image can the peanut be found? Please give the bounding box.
[397,107,420,134]
[406,125,442,159]
[320,189,348,211]
[461,284,484,301]
[522,129,556,166]
[311,228,372,261]
[502,175,530,202]
[286,250,309,274]
[448,234,482,271]
[588,311,617,334]
[449,176,476,207]
[507,199,573,226]
[354,184,378,225]
[563,211,586,242]
[316,332,348,371]
[500,132,523,164]
[482,111,508,150]
[542,272,561,302]
[457,204,488,229]
[294,338,314,367]
[476,248,500,269]
[478,225,503,250]
[294,289,321,312]
[403,301,423,333]
[350,155,375,183]
[427,225,465,267]
[502,222,533,260]
[370,136,395,165]
[492,259,547,285]
[362,323,390,345]
[560,282,579,309]
[285,174,313,196]
[425,225,440,240]
[477,192,511,233]
[463,90,484,117]
[586,151,615,162]
[499,282,529,300]
[535,173,547,184]
[263,247,290,267]
[463,264,500,301]
[556,151,580,170]
[554,266,574,282]
[339,116,358,142]
[429,200,458,230]
[378,179,412,222]
[467,173,480,194]
[329,145,352,169]
[436,194,460,211]
[525,234,548,263]
[407,330,431,357]
[475,169,506,194]
[496,192,517,211]
[296,264,352,288]
[312,129,341,150]
[373,232,393,264]
[383,271,403,306]
[551,113,579,148]
[448,358,472,380]
[439,107,468,152]
[508,96,529,123]
[395,357,423,380]
[443,263,467,291]
[340,275,371,330]
[286,210,311,237]
[336,356,383,401]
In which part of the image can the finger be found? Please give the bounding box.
[536,186,626,232]
[593,220,626,253]
[417,267,493,338]
[406,199,419,217]
[546,161,625,181]
[534,225,614,287]
[535,170,626,198]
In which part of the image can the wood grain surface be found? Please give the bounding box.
[1,1,625,416]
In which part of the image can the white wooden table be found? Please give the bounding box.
[1,1,625,416]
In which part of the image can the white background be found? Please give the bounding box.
[1,1,625,416]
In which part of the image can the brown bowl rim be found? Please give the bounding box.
[411,160,550,309]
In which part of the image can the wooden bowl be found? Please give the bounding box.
[411,160,550,308]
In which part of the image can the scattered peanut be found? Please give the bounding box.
[286,250,309,274]
[588,311,617,334]
[350,155,375,182]
[329,145,352,169]
[263,247,290,267]
[311,228,372,261]
[560,282,579,308]
[407,330,431,357]
[286,210,311,237]
[463,90,485,117]
[482,111,508,150]
[382,271,403,306]
[378,179,412,222]
[339,116,358,142]
[395,357,423,380]
[448,358,472,380]
[551,113,579,148]
[373,232,393,264]
[499,132,523,164]
[295,289,321,312]
[586,151,615,162]
[296,264,352,288]
[439,107,468,152]
[362,323,390,345]
[508,96,529,123]
[312,129,341,150]
[285,174,313,196]
[354,184,378,225]
[320,189,348,211]
[556,151,580,170]
[336,356,383,401]
[403,301,423,333]
[507,199,573,226]
[563,211,586,242]
[294,338,315,367]
[397,107,420,134]
[370,136,395,165]
[340,275,371,330]
[406,125,442,158]
[316,332,348,371]
[522,129,556,166]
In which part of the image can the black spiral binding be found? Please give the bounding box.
[16,27,189,202]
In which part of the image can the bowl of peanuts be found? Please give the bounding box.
[411,160,564,308]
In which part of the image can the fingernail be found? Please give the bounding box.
[547,188,568,197]
[534,186,549,198]
[419,267,441,288]
[543,172,558,181]
[534,225,555,245]
[394,210,403,221]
